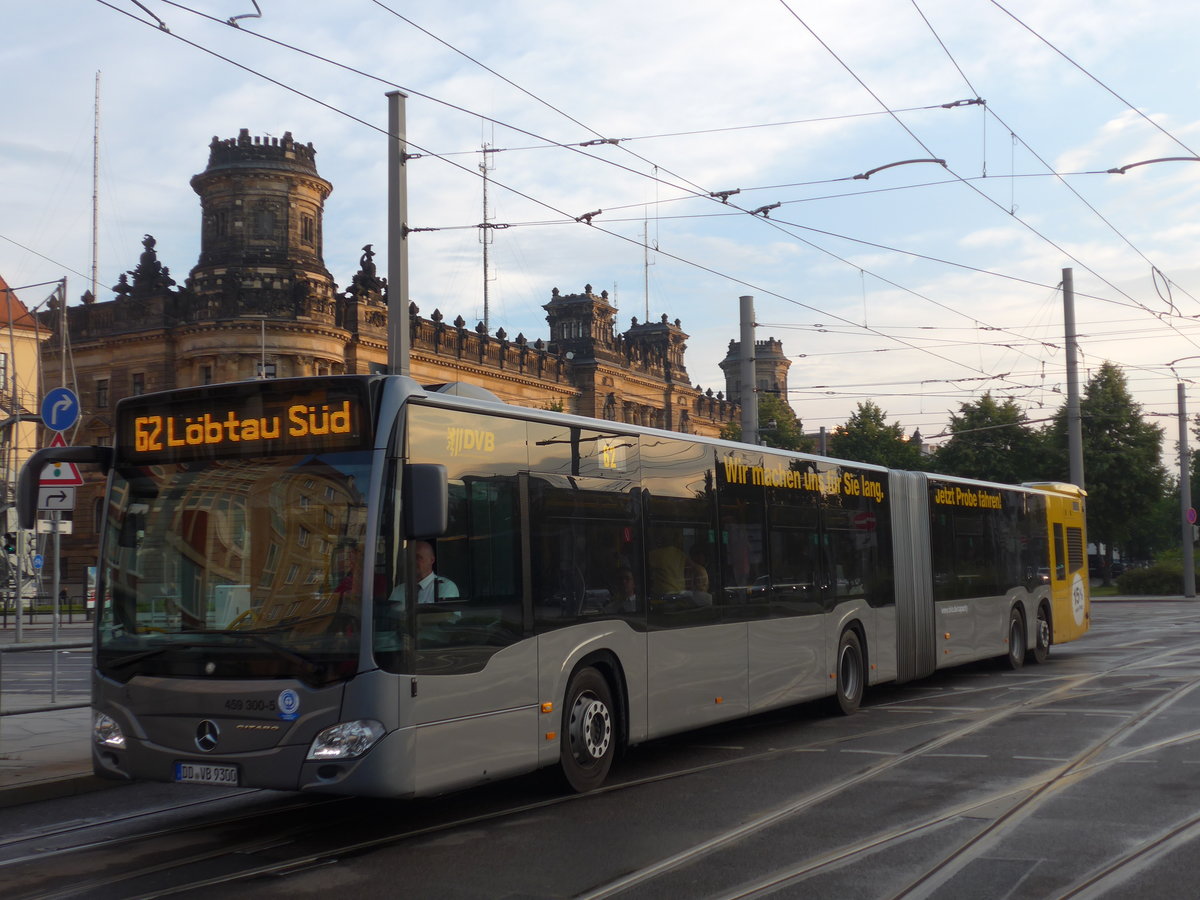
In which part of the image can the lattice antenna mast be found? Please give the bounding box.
[91,71,101,304]
[479,141,498,331]
[643,165,659,321]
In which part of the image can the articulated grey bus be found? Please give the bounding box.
[18,375,1089,797]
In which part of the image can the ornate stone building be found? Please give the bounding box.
[40,129,790,596]
[719,337,792,405]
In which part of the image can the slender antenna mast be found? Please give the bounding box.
[479,141,497,331]
[643,165,659,321]
[642,217,654,321]
[91,71,100,303]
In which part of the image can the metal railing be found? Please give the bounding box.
[0,640,91,716]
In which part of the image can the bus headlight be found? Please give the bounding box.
[93,712,127,749]
[306,720,385,760]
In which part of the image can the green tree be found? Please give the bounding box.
[1125,476,1182,564]
[720,394,814,452]
[1045,362,1166,580]
[828,400,924,469]
[931,392,1041,483]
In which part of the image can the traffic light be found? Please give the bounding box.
[3,533,15,554]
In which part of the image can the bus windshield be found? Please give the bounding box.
[96,450,373,686]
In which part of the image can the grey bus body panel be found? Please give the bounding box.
[749,613,827,713]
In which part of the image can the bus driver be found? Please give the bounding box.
[414,540,459,604]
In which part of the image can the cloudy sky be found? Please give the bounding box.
[6,1,1200,450]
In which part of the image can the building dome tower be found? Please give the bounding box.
[181,129,347,382]
[719,336,791,406]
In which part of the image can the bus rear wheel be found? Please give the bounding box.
[1006,607,1026,670]
[832,629,865,715]
[560,667,615,793]
[1030,605,1051,664]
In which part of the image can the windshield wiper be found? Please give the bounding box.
[103,632,319,674]
[104,642,206,670]
[234,632,320,673]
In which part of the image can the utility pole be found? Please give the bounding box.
[1179,383,1196,597]
[739,296,758,444]
[386,91,410,376]
[1063,268,1084,488]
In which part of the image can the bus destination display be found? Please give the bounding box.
[117,382,370,463]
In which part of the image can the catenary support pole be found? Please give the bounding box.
[1179,383,1196,597]
[387,91,410,376]
[739,296,758,444]
[1063,268,1084,489]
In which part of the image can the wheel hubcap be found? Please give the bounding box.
[840,646,860,697]
[570,692,611,763]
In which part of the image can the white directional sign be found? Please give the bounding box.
[38,486,76,511]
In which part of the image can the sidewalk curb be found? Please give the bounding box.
[0,773,118,809]
[1092,595,1199,602]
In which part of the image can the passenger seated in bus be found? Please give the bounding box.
[649,536,689,597]
[609,567,640,613]
[685,544,713,605]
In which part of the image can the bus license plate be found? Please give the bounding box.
[174,762,239,785]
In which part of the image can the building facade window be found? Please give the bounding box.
[96,378,109,407]
[257,361,277,379]
[131,373,145,396]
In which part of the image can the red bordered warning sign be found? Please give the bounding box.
[39,432,85,486]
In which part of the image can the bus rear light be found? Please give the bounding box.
[94,712,126,750]
[306,720,384,760]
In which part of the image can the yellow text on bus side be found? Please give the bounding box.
[932,485,1003,509]
[721,457,886,503]
[134,401,353,452]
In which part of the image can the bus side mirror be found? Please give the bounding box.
[403,463,448,538]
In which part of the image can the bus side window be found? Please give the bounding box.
[1053,523,1066,581]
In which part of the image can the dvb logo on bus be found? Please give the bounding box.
[446,426,495,456]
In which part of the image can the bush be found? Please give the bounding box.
[1115,563,1186,595]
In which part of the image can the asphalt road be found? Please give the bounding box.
[1,600,1199,899]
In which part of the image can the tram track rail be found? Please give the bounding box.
[5,635,1200,899]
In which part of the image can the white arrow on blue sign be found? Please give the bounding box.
[41,387,80,432]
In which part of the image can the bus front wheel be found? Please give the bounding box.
[560,667,615,793]
[833,629,865,715]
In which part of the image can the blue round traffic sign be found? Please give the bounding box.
[32,554,44,570]
[41,387,80,432]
